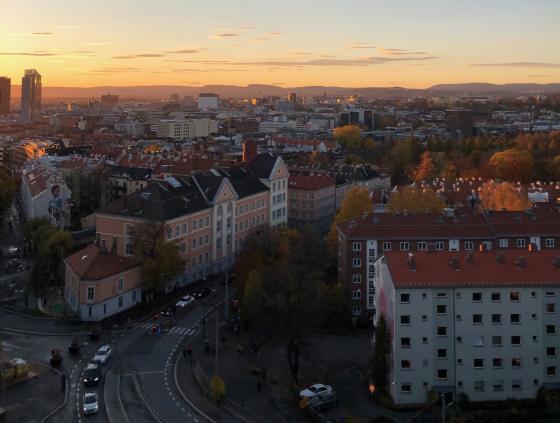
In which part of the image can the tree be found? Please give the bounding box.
[390,137,422,184]
[489,149,534,182]
[209,374,226,403]
[413,151,435,181]
[0,167,17,215]
[370,315,389,391]
[134,221,185,295]
[333,125,361,150]
[479,181,531,211]
[328,187,372,250]
[388,186,445,214]
[240,270,266,329]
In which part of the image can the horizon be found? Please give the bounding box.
[2,0,560,89]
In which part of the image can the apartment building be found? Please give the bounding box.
[337,207,560,323]
[154,118,218,140]
[288,173,335,234]
[374,250,560,406]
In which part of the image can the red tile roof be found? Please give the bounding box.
[65,244,141,280]
[288,174,335,191]
[384,250,560,288]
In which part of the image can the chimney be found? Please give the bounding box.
[449,256,460,271]
[242,140,257,163]
[479,243,486,252]
[528,242,537,252]
[515,256,526,269]
[552,256,560,268]
[494,252,505,264]
[464,251,474,264]
[407,253,416,271]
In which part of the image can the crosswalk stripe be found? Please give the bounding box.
[186,328,195,336]
[169,327,179,334]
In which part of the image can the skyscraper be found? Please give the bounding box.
[0,77,10,115]
[20,69,42,123]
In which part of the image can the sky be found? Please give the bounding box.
[1,0,559,88]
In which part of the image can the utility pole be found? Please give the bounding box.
[214,310,219,375]
[441,394,445,423]
[225,262,229,321]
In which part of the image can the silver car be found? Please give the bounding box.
[83,392,99,415]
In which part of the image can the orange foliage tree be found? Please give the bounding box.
[333,125,361,150]
[413,151,435,181]
[489,149,534,182]
[388,186,446,214]
[328,186,372,250]
[479,181,531,211]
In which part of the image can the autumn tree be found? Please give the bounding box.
[328,187,372,250]
[479,181,531,211]
[333,125,361,150]
[388,186,445,214]
[0,167,17,214]
[133,221,185,296]
[413,151,435,181]
[489,148,534,182]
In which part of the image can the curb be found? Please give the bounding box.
[0,306,55,320]
[116,371,131,423]
[37,361,68,423]
[131,371,164,423]
[0,326,89,337]
[104,369,115,423]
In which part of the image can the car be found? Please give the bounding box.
[299,383,333,399]
[193,287,212,299]
[308,392,338,411]
[93,345,111,364]
[161,308,174,318]
[83,363,100,386]
[82,392,99,415]
[176,295,195,308]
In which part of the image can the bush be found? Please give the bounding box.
[209,374,226,403]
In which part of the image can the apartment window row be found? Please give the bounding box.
[400,290,556,304]
[191,234,210,250]
[383,241,445,251]
[272,179,287,192]
[236,198,266,216]
[400,379,541,394]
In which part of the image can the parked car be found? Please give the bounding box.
[49,349,63,366]
[193,287,212,299]
[68,337,83,354]
[83,363,101,386]
[82,392,99,415]
[299,383,332,399]
[93,345,112,364]
[176,295,195,308]
[308,392,338,411]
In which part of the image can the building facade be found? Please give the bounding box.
[374,250,560,406]
[0,77,10,115]
[154,119,218,140]
[20,69,42,123]
[288,173,335,234]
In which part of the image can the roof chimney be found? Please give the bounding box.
[479,243,486,252]
[552,256,560,269]
[406,253,416,271]
[464,251,474,264]
[495,252,505,264]
[515,256,526,269]
[449,256,460,271]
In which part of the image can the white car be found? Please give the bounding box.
[83,392,99,415]
[176,295,195,308]
[93,345,112,364]
[299,383,333,399]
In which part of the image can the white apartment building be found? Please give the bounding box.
[154,118,217,140]
[197,93,219,110]
[374,250,560,406]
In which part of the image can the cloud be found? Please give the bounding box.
[223,55,438,67]
[88,66,140,74]
[379,48,427,56]
[252,36,271,41]
[112,53,165,59]
[346,42,375,50]
[469,62,560,68]
[266,32,284,36]
[32,32,53,36]
[290,52,312,56]
[525,74,550,78]
[164,59,232,64]
[166,49,201,54]
[0,51,59,56]
[82,41,123,47]
[239,26,255,31]
[172,68,210,73]
[211,32,239,39]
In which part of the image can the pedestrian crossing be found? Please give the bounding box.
[132,321,197,336]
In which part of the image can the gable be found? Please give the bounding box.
[271,157,289,180]
[213,178,238,204]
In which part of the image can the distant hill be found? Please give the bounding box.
[8,82,560,100]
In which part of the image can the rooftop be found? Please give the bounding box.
[65,244,141,281]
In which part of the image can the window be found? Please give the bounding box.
[465,241,473,251]
[533,335,539,342]
[401,360,411,369]
[400,315,411,325]
[516,238,526,248]
[422,337,428,344]
[436,292,447,299]
[511,358,521,368]
[401,383,412,393]
[457,359,463,365]
[192,220,197,231]
[435,241,445,250]
[493,358,503,368]
[352,274,361,284]
[352,258,361,267]
[421,315,428,322]
[423,359,429,366]
[531,291,537,298]
[546,303,556,313]
[437,326,447,336]
[474,381,485,392]
[437,369,448,380]
[437,349,447,359]
[491,292,501,302]
[473,314,483,324]
[125,241,134,256]
[417,242,427,251]
[87,287,94,301]
[118,296,123,308]
[175,225,180,237]
[400,242,410,251]
[192,239,196,250]
[511,336,521,346]
[383,242,392,251]
[547,366,556,377]
[499,238,508,248]
[492,314,502,324]
[401,337,411,348]
[400,293,410,303]
[456,314,462,322]
[547,347,556,357]
[492,336,502,346]
[474,358,484,369]
[118,277,124,292]
[437,305,447,315]
[493,381,504,392]
[456,336,463,343]
[532,313,538,320]
[103,303,107,314]
[423,382,429,391]
[352,306,361,316]
[546,324,556,335]
[534,357,540,364]
[546,291,556,297]
[472,292,482,302]
[352,290,361,300]
[132,291,137,302]
[473,335,485,347]
[455,292,462,299]
[512,381,522,391]
[510,291,521,302]
[352,242,362,251]
[546,238,555,248]
[510,313,521,323]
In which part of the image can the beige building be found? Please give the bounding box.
[154,118,218,140]
[288,173,335,234]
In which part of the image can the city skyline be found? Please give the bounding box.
[1,0,560,89]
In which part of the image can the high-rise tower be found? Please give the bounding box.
[20,69,42,123]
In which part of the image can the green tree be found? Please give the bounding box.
[334,125,361,150]
[240,270,266,329]
[328,187,372,250]
[0,167,17,214]
[370,315,389,391]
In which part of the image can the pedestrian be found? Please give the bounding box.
[262,370,266,382]
[182,346,187,358]
[257,381,261,392]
